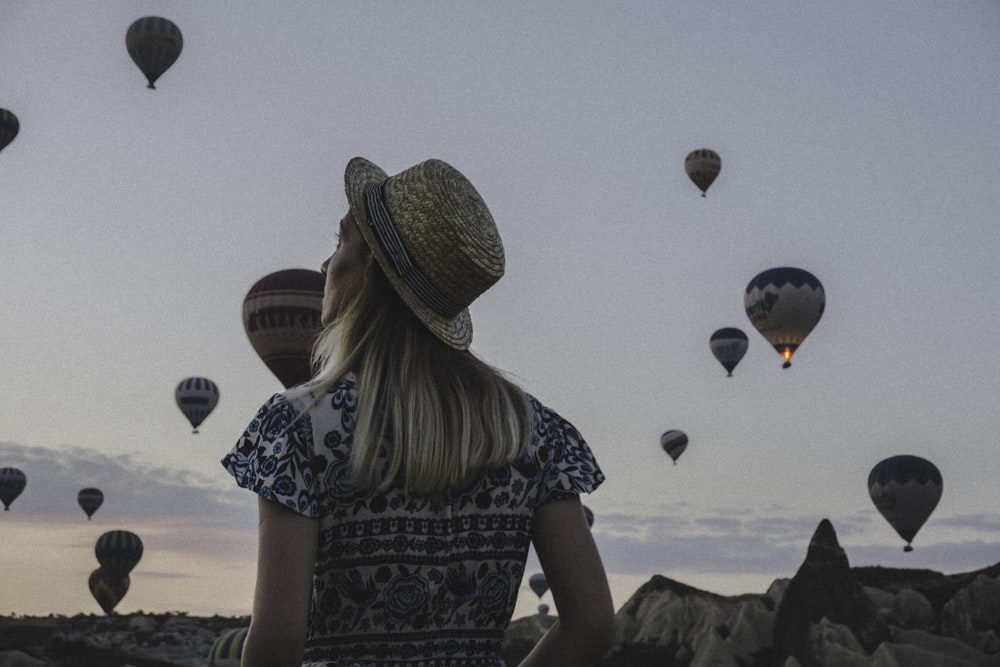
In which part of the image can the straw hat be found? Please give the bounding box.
[344,157,505,350]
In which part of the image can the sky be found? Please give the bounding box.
[1,1,998,619]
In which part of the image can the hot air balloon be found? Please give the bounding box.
[126,17,183,89]
[95,530,144,580]
[0,109,18,155]
[710,328,748,377]
[582,504,594,528]
[660,430,688,465]
[89,567,129,614]
[538,603,550,616]
[208,627,249,667]
[744,267,824,368]
[0,467,26,510]
[78,487,104,519]
[868,455,942,552]
[685,149,721,197]
[528,572,548,599]
[175,377,219,433]
[243,269,325,388]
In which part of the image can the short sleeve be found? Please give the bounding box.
[528,396,605,506]
[221,392,320,518]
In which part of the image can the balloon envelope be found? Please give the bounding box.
[710,327,748,377]
[744,267,824,368]
[0,108,19,154]
[0,467,27,510]
[685,149,721,196]
[175,377,219,432]
[528,572,548,598]
[208,627,249,667]
[243,269,325,388]
[868,455,942,552]
[660,430,688,464]
[89,567,129,614]
[78,487,104,519]
[537,603,550,616]
[95,530,144,580]
[125,17,183,89]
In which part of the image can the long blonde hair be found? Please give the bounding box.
[307,259,530,497]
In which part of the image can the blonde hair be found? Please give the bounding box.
[307,260,530,497]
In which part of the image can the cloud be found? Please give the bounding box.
[934,513,1000,532]
[588,507,1000,586]
[0,442,257,563]
[591,511,810,578]
[5,441,997,608]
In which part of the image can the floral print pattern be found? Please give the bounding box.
[222,375,603,667]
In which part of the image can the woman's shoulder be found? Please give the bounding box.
[523,392,581,436]
[282,373,358,409]
[520,392,605,498]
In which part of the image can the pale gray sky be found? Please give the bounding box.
[1,1,998,617]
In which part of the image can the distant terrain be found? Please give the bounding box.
[1,520,998,666]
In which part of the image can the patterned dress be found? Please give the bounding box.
[222,375,604,667]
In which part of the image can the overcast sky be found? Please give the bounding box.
[1,1,998,619]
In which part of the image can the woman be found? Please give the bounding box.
[223,157,614,667]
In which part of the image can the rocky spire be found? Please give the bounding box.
[772,519,880,665]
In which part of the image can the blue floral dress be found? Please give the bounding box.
[221,375,604,667]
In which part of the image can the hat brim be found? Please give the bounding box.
[344,157,473,350]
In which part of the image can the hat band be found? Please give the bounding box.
[364,181,465,318]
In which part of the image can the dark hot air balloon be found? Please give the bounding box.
[95,530,144,580]
[126,17,183,89]
[176,377,219,433]
[528,572,548,598]
[868,455,942,552]
[660,430,688,465]
[89,567,129,614]
[243,269,325,388]
[538,603,550,616]
[208,627,249,667]
[744,267,824,368]
[78,488,104,519]
[0,109,19,155]
[685,149,721,197]
[582,504,594,528]
[0,467,26,510]
[710,328,748,377]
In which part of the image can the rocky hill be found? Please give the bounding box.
[1,519,997,666]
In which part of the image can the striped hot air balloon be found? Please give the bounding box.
[744,267,825,368]
[95,530,144,580]
[685,149,721,197]
[207,627,249,666]
[660,430,688,465]
[89,567,129,614]
[0,109,19,155]
[78,487,104,519]
[868,455,943,552]
[125,17,183,89]
[710,327,748,377]
[243,269,325,388]
[175,377,219,433]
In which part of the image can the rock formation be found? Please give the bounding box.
[771,518,881,664]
